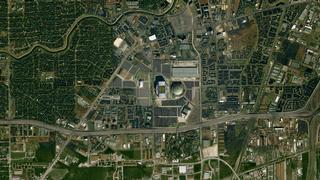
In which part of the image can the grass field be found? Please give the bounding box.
[302,152,309,180]
[119,149,141,160]
[123,166,153,180]
[63,167,115,180]
[35,141,55,162]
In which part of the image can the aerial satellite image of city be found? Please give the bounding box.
[0,0,320,179]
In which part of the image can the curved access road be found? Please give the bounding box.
[1,79,319,136]
[0,110,314,136]
[1,45,318,137]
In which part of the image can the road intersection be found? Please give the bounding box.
[0,109,314,136]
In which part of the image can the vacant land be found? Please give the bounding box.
[229,22,258,50]
[63,167,115,180]
[123,166,153,180]
[0,84,7,118]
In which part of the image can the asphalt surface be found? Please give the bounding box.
[0,110,313,136]
[0,0,315,138]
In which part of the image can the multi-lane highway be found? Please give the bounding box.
[0,110,314,136]
[0,75,319,137]
[0,0,316,138]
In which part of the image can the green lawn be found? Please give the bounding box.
[123,166,153,180]
[138,0,169,11]
[48,169,68,180]
[11,152,25,159]
[35,141,55,162]
[63,167,115,180]
[302,152,309,180]
[119,149,141,160]
[0,84,8,118]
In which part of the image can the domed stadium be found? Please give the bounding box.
[171,82,184,97]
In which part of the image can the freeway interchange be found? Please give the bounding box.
[0,1,319,180]
[0,0,318,138]
[0,109,315,136]
[1,79,319,136]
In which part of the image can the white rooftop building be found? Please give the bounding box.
[113,37,128,51]
[179,166,187,174]
[113,37,124,48]
[148,34,157,41]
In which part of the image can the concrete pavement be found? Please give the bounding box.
[0,110,314,136]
